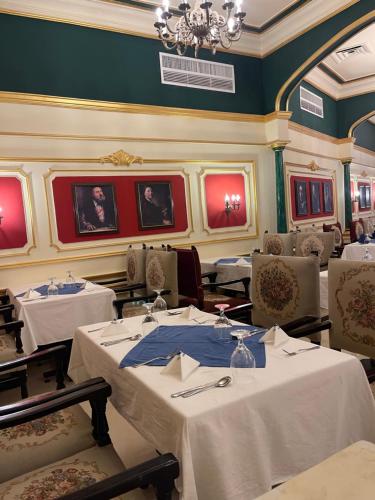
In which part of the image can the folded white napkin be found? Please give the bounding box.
[161,352,200,381]
[82,281,96,291]
[259,325,289,347]
[236,257,250,265]
[180,305,201,320]
[101,320,130,337]
[23,288,42,299]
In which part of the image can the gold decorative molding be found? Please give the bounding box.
[271,141,290,150]
[307,160,320,171]
[340,157,353,165]
[360,170,369,178]
[349,111,375,138]
[99,149,143,166]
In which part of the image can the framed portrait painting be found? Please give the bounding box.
[310,181,321,214]
[73,183,118,235]
[136,181,174,230]
[295,180,308,216]
[323,182,333,213]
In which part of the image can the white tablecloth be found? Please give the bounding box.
[69,311,375,500]
[9,282,116,354]
[342,243,375,261]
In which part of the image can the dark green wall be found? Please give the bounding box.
[355,120,375,152]
[262,0,374,113]
[289,80,338,137]
[337,92,375,138]
[0,14,264,114]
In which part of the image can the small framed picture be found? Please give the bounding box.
[73,183,118,235]
[365,185,371,208]
[359,185,367,209]
[295,180,308,216]
[136,181,174,230]
[323,182,333,213]
[310,181,321,214]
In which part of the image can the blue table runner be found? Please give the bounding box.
[215,257,252,265]
[119,325,266,369]
[17,283,84,297]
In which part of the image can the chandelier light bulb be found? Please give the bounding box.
[156,7,163,22]
[162,0,169,12]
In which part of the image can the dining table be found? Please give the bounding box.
[68,308,375,500]
[8,280,116,354]
[341,241,375,261]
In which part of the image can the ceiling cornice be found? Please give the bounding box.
[0,0,360,59]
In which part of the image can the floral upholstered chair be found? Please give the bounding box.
[263,233,294,256]
[350,220,364,243]
[251,254,321,329]
[146,249,179,308]
[359,217,373,236]
[329,259,375,377]
[323,222,344,250]
[295,232,335,267]
[0,376,179,499]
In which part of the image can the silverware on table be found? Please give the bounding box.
[192,317,214,325]
[171,376,232,398]
[88,327,105,333]
[167,311,183,316]
[21,296,48,302]
[101,334,141,346]
[282,345,320,356]
[173,376,232,398]
[132,350,180,368]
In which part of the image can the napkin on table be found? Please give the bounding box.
[180,306,201,320]
[236,257,250,265]
[23,289,42,299]
[258,325,289,347]
[81,281,97,291]
[161,352,200,381]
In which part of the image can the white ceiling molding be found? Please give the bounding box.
[0,0,359,58]
[306,66,375,100]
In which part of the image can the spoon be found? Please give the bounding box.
[282,345,320,356]
[171,376,232,398]
[100,334,141,346]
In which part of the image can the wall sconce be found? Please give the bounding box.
[224,194,241,215]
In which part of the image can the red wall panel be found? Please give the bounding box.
[52,175,188,244]
[0,177,28,250]
[204,174,247,229]
[290,175,334,221]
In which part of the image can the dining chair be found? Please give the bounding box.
[0,375,179,499]
[350,220,364,243]
[295,231,335,268]
[263,232,295,256]
[359,217,373,235]
[174,246,251,313]
[250,254,330,340]
[328,259,375,381]
[145,248,179,308]
[323,222,344,255]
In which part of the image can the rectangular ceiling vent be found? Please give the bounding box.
[332,43,372,63]
[300,86,324,118]
[159,53,235,93]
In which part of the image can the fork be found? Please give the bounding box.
[132,350,180,368]
[282,346,320,356]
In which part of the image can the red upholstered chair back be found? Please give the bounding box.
[173,246,204,308]
[323,222,343,248]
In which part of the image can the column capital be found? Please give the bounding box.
[340,157,353,166]
[271,141,289,151]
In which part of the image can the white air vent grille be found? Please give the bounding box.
[159,53,235,93]
[300,86,324,118]
[332,43,372,63]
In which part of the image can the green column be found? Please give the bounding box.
[272,143,287,233]
[342,159,352,230]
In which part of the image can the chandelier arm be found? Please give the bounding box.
[160,38,178,51]
[222,6,233,28]
[164,19,178,35]
[204,5,211,30]
[183,10,193,31]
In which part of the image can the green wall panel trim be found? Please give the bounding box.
[343,161,352,230]
[262,0,375,113]
[338,92,375,138]
[289,80,338,137]
[0,14,264,114]
[354,120,375,152]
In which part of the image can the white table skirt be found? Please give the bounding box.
[342,243,375,261]
[201,257,328,309]
[9,282,116,354]
[69,311,375,500]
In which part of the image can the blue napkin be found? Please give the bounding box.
[215,257,252,265]
[119,325,266,369]
[17,283,83,297]
[358,234,366,244]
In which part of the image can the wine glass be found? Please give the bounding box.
[142,303,159,336]
[363,248,373,261]
[214,304,232,342]
[66,270,75,284]
[152,289,167,312]
[47,277,58,296]
[230,329,256,384]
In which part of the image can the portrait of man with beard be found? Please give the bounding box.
[74,184,118,234]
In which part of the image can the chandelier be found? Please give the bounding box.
[154,0,246,58]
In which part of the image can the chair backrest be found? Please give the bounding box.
[329,259,375,357]
[126,246,147,285]
[173,246,204,308]
[295,232,335,265]
[251,254,320,328]
[263,233,294,256]
[323,222,343,249]
[350,220,364,243]
[359,217,374,235]
[146,249,178,308]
